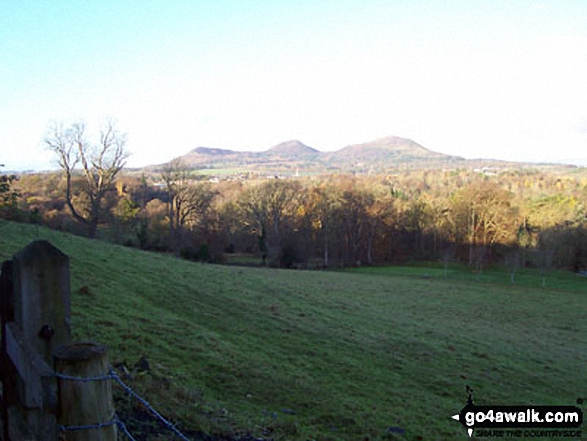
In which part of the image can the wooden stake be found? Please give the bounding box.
[54,342,117,441]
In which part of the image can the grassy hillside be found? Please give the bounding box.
[1,221,585,440]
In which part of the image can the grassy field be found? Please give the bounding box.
[348,261,587,293]
[194,168,248,176]
[0,220,585,440]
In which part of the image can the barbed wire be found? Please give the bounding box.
[55,367,191,441]
[115,415,138,441]
[55,371,117,382]
[59,414,137,441]
[58,418,118,432]
[109,367,192,441]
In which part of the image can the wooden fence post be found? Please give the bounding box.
[2,240,72,440]
[2,241,120,441]
[54,342,117,441]
[12,240,71,363]
[1,259,16,441]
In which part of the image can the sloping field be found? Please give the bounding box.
[1,221,585,440]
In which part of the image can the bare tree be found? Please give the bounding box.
[237,180,301,266]
[504,247,520,284]
[472,245,488,281]
[160,159,217,253]
[45,120,128,237]
[441,246,455,279]
[305,183,344,268]
[451,181,514,265]
[538,243,555,288]
[160,158,188,247]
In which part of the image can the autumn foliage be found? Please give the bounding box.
[10,166,587,271]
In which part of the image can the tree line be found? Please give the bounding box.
[3,121,586,272]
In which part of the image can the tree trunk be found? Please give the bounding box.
[468,210,476,265]
[367,224,375,265]
[88,220,98,238]
[323,230,329,267]
[84,196,98,237]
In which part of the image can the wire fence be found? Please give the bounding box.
[55,366,191,441]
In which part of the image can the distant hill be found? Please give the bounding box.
[267,140,319,156]
[326,136,463,169]
[145,135,556,175]
[190,147,236,156]
[333,136,451,159]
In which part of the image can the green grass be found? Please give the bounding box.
[1,220,585,440]
[348,262,587,293]
[224,253,263,266]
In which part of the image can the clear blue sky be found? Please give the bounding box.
[1,0,586,170]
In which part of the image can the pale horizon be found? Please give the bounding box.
[2,0,586,171]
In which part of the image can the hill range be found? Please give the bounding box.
[153,136,464,175]
[144,136,575,176]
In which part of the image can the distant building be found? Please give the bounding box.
[474,166,500,176]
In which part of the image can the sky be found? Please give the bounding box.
[1,0,586,171]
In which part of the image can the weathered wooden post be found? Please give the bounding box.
[1,259,16,441]
[54,342,117,441]
[3,240,72,440]
[12,240,71,362]
[1,240,118,440]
